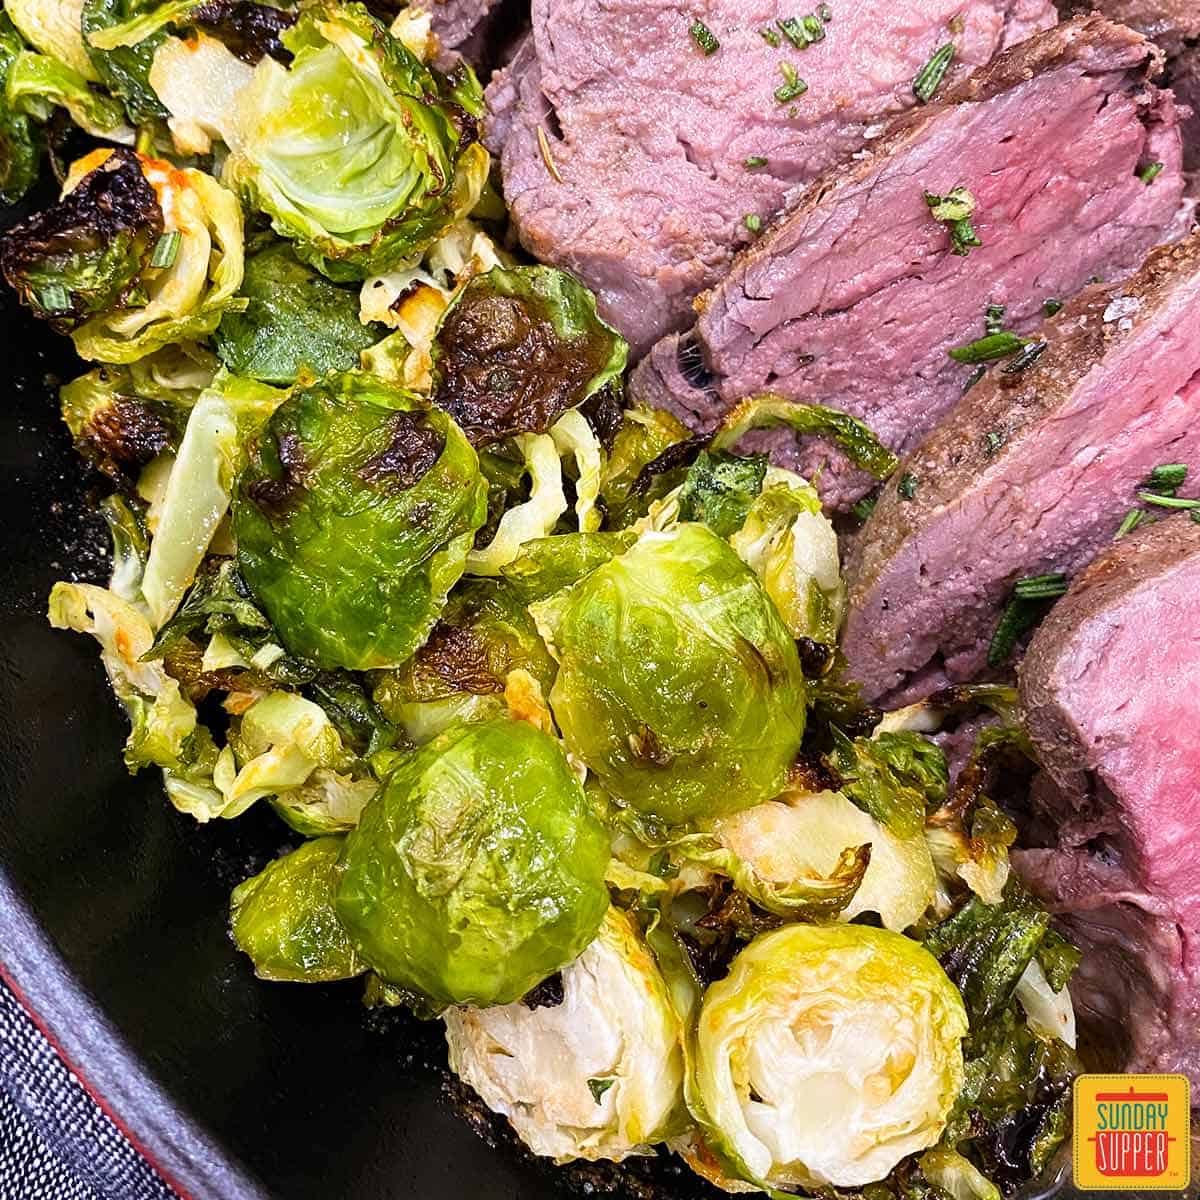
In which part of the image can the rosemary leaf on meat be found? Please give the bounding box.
[924,186,981,256]
[897,472,918,500]
[948,331,1028,364]
[1001,341,1048,374]
[1137,161,1164,185]
[913,44,955,104]
[1013,573,1068,600]
[689,19,720,55]
[1137,491,1200,510]
[774,62,808,103]
[1114,508,1146,540]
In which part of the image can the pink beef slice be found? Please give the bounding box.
[1056,0,1200,56]
[632,16,1187,509]
[1173,45,1200,175]
[1013,517,1200,1079]
[484,0,1057,357]
[841,232,1200,703]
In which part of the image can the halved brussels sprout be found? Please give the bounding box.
[0,13,42,206]
[221,2,488,280]
[444,907,685,1162]
[335,718,610,1013]
[599,406,692,530]
[709,788,935,931]
[213,241,385,385]
[234,372,487,670]
[729,466,845,645]
[694,924,967,1190]
[532,524,807,827]
[5,48,130,140]
[231,836,366,983]
[0,148,246,363]
[431,265,628,446]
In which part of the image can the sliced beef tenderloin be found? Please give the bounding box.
[485,0,1057,356]
[1172,45,1200,176]
[841,233,1200,703]
[633,17,1187,508]
[1013,518,1200,1080]
[1055,0,1200,56]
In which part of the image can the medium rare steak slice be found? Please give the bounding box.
[633,17,1187,508]
[1173,45,1200,175]
[1056,0,1200,56]
[485,0,1057,355]
[842,232,1200,702]
[1014,518,1200,1080]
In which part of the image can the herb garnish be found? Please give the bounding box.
[744,214,763,233]
[1192,510,1200,526]
[1144,463,1187,493]
[150,230,181,270]
[852,495,877,521]
[924,187,981,256]
[1043,298,1062,317]
[1114,508,1145,539]
[1138,491,1200,510]
[985,303,1005,335]
[760,27,781,46]
[744,156,768,169]
[1137,161,1164,185]
[587,1077,616,1104]
[774,62,808,103]
[983,429,1005,455]
[897,472,918,500]
[948,331,1028,363]
[913,44,955,104]
[690,19,720,55]
[988,575,1069,666]
[1001,341,1048,374]
[963,365,986,394]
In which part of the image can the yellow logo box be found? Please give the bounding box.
[1074,1075,1191,1191]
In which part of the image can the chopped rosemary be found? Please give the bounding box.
[744,155,769,168]
[774,62,808,103]
[852,495,877,521]
[37,282,70,312]
[760,27,781,46]
[1043,298,1063,317]
[897,472,918,500]
[948,331,1028,364]
[1144,463,1187,493]
[587,1078,616,1104]
[913,44,955,104]
[802,14,825,41]
[985,303,1006,335]
[963,365,986,394]
[1114,508,1145,540]
[1001,341,1048,374]
[150,230,181,270]
[744,213,763,233]
[924,186,980,256]
[1137,491,1200,510]
[689,19,720,54]
[1192,510,1200,525]
[1013,573,1069,600]
[983,429,1005,455]
[536,126,563,183]
[777,16,807,46]
[818,3,833,20]
[1137,161,1164,185]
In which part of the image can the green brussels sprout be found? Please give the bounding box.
[598,406,691,530]
[445,907,685,1162]
[220,2,488,280]
[694,924,967,1190]
[231,836,366,983]
[706,787,935,930]
[532,524,807,826]
[335,717,610,1013]
[431,265,628,446]
[0,13,42,207]
[234,372,487,670]
[499,532,636,604]
[0,148,246,363]
[729,466,846,644]
[6,48,130,139]
[213,241,385,385]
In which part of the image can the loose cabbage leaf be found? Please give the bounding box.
[6,50,131,138]
[231,836,366,982]
[335,718,611,1013]
[431,265,628,445]
[234,372,487,670]
[0,14,42,206]
[213,241,385,384]
[675,450,766,538]
[499,531,635,604]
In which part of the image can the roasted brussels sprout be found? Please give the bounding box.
[231,836,366,982]
[234,372,487,670]
[445,907,685,1162]
[0,148,245,363]
[532,524,807,826]
[213,241,385,385]
[220,2,488,279]
[0,13,43,207]
[693,924,967,1190]
[431,265,628,445]
[335,718,610,1013]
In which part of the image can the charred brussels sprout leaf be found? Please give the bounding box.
[335,718,610,1012]
[0,147,161,331]
[598,407,692,529]
[694,924,967,1191]
[221,2,488,280]
[532,524,807,826]
[214,242,385,385]
[81,0,170,124]
[676,451,766,538]
[234,373,487,670]
[499,532,636,604]
[190,0,296,64]
[231,836,366,982]
[432,265,628,445]
[0,14,43,206]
